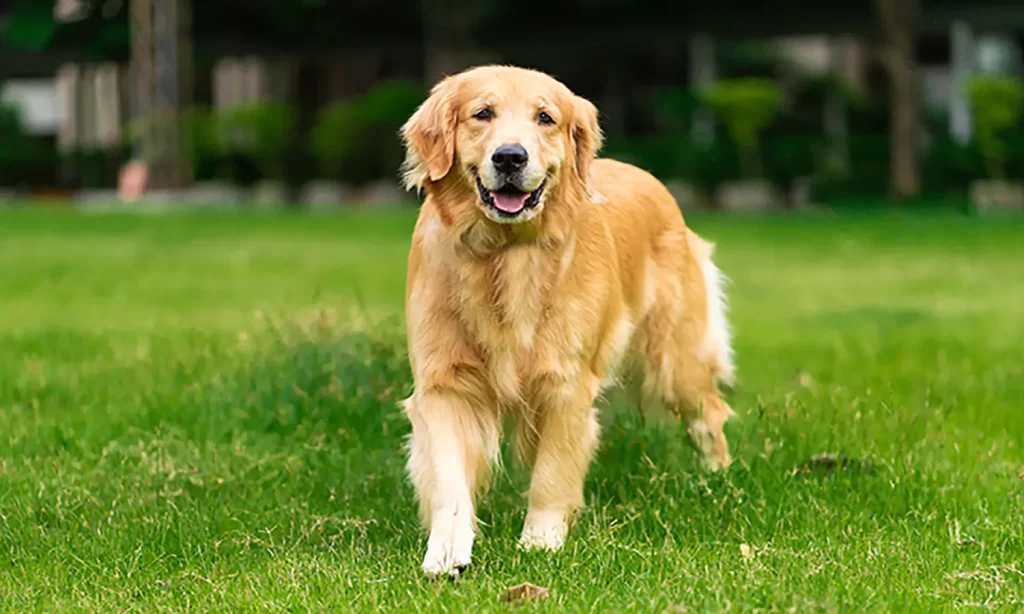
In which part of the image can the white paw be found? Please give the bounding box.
[519,509,569,551]
[687,421,714,455]
[687,422,729,471]
[421,507,475,578]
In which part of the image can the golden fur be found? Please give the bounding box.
[400,66,735,577]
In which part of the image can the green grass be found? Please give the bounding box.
[1,208,1023,612]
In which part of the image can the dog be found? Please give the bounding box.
[400,66,735,578]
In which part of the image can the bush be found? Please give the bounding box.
[814,133,889,200]
[719,42,787,79]
[652,86,700,136]
[310,80,426,186]
[0,103,61,188]
[764,134,822,188]
[123,107,229,182]
[604,134,821,193]
[967,77,1024,179]
[700,79,784,178]
[603,136,688,181]
[185,106,224,179]
[0,103,33,185]
[602,135,741,191]
[923,138,986,194]
[68,147,130,188]
[217,102,295,180]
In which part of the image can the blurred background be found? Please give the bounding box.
[1,0,1024,212]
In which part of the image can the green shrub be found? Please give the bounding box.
[686,140,742,191]
[653,87,700,136]
[765,134,822,188]
[0,103,32,183]
[0,102,27,139]
[0,102,61,188]
[923,138,986,194]
[603,136,689,180]
[310,80,426,186]
[720,42,786,79]
[700,79,784,178]
[602,135,742,191]
[123,107,227,181]
[967,77,1024,179]
[814,133,889,200]
[217,102,295,180]
[186,107,223,173]
[67,147,129,188]
[0,103,25,156]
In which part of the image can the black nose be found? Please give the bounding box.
[491,144,528,174]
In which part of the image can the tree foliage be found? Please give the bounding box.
[700,79,784,178]
[310,80,425,185]
[968,77,1024,180]
[217,103,296,180]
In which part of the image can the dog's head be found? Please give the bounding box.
[401,66,602,226]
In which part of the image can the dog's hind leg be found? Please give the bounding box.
[636,231,735,470]
[640,342,734,471]
[679,388,734,471]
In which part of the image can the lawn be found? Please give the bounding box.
[1,208,1022,612]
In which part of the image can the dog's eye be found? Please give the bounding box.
[472,108,493,121]
[537,111,555,126]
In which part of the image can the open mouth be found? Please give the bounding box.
[475,173,546,218]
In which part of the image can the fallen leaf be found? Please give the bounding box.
[797,454,874,475]
[503,582,550,604]
[740,543,754,561]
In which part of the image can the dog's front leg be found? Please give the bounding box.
[519,373,601,551]
[405,390,499,578]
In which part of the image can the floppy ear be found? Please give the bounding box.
[571,95,604,202]
[400,77,458,191]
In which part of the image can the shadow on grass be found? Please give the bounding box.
[179,326,894,539]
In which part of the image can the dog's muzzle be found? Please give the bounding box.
[475,173,546,218]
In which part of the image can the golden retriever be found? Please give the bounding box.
[400,65,735,577]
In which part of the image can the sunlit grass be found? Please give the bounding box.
[1,209,1022,611]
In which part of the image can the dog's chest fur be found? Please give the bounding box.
[453,243,580,408]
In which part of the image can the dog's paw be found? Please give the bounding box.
[421,511,475,579]
[421,548,471,579]
[687,421,731,472]
[519,509,569,551]
[703,450,732,472]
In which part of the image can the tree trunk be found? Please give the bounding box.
[690,34,717,145]
[887,46,920,199]
[824,38,851,177]
[875,0,921,201]
[130,0,193,190]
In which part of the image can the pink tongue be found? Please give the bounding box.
[491,191,529,213]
